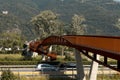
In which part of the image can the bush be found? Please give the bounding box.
[1,69,17,80]
[64,55,75,61]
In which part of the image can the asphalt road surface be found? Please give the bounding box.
[0,65,119,75]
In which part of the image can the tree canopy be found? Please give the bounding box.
[70,14,86,35]
[31,10,64,39]
[0,31,26,48]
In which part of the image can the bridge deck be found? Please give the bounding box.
[30,35,120,72]
[62,35,120,60]
[63,35,120,53]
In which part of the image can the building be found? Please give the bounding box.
[2,11,8,15]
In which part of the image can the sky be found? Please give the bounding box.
[114,0,120,2]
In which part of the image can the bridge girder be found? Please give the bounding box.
[29,35,120,72]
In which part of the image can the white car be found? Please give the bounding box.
[36,63,58,71]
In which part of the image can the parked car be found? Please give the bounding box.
[36,63,58,71]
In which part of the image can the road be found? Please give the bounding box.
[0,65,119,75]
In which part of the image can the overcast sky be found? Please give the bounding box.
[114,0,120,2]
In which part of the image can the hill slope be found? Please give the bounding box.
[0,0,120,39]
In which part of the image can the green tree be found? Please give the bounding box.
[0,31,26,50]
[31,10,64,39]
[70,14,86,35]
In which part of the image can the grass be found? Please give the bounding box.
[0,54,23,61]
[20,76,48,80]
[97,74,120,80]
[18,74,120,80]
[0,54,117,65]
[0,54,41,61]
[0,54,41,65]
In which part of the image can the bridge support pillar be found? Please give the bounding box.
[89,55,99,80]
[41,46,52,61]
[49,46,52,52]
[75,50,86,80]
[41,54,46,61]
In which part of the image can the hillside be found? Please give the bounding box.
[0,0,120,39]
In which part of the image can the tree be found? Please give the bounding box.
[31,10,64,39]
[70,14,86,35]
[0,31,26,53]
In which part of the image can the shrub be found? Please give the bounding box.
[64,55,75,61]
[1,69,17,80]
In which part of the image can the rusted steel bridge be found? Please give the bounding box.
[29,35,120,72]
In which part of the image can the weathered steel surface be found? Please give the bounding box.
[63,35,120,53]
[29,35,120,72]
[62,35,120,60]
[40,35,120,60]
[29,40,57,60]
